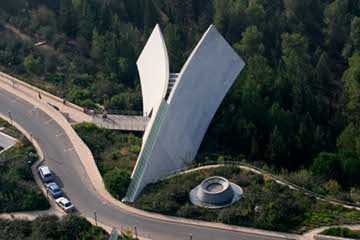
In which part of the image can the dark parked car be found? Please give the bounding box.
[46,182,63,199]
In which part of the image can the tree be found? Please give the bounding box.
[24,55,41,75]
[143,0,157,33]
[313,52,338,121]
[78,0,97,40]
[295,113,315,164]
[104,168,130,199]
[343,17,360,57]
[245,1,266,30]
[340,151,360,186]
[31,216,59,240]
[267,126,289,166]
[342,54,360,121]
[213,0,230,32]
[324,0,350,55]
[337,123,360,154]
[234,25,264,59]
[164,23,183,71]
[312,152,341,180]
[351,17,360,53]
[283,0,323,42]
[103,32,119,75]
[0,0,26,13]
[90,28,105,60]
[281,33,312,113]
[59,0,77,37]
[323,180,341,195]
[118,57,129,78]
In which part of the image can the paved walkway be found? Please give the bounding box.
[92,114,149,131]
[0,72,91,123]
[0,72,148,131]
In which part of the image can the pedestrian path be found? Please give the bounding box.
[0,72,148,131]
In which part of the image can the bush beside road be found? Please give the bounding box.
[74,123,140,200]
[321,227,360,239]
[0,215,108,240]
[0,118,49,213]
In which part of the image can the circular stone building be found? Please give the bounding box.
[190,176,243,209]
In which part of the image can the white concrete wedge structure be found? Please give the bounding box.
[124,25,246,202]
[137,24,169,117]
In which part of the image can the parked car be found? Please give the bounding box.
[38,165,53,183]
[46,182,63,199]
[56,197,74,212]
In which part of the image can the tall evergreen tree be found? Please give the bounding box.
[143,0,158,33]
[59,0,77,37]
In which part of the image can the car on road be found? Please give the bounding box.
[56,197,74,212]
[38,165,53,183]
[46,182,63,199]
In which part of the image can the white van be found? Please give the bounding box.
[38,165,53,183]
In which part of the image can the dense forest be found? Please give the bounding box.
[0,1,359,189]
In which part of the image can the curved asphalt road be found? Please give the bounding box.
[0,88,293,240]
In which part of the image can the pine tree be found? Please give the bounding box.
[213,0,230,32]
[59,0,77,37]
[234,25,264,59]
[342,54,360,121]
[267,126,289,167]
[281,33,312,114]
[324,0,351,55]
[90,28,104,60]
[164,23,183,72]
[143,0,157,33]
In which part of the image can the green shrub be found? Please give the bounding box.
[322,227,360,239]
[0,215,108,240]
[104,168,130,199]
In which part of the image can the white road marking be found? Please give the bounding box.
[56,132,64,137]
[64,147,74,152]
[44,118,53,124]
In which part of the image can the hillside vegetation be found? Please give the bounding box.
[0,215,108,240]
[0,118,49,213]
[134,166,360,233]
[0,1,359,193]
[74,123,141,199]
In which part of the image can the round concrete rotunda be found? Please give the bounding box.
[189,176,243,208]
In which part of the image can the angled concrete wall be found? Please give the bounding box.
[125,25,245,202]
[137,24,169,117]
